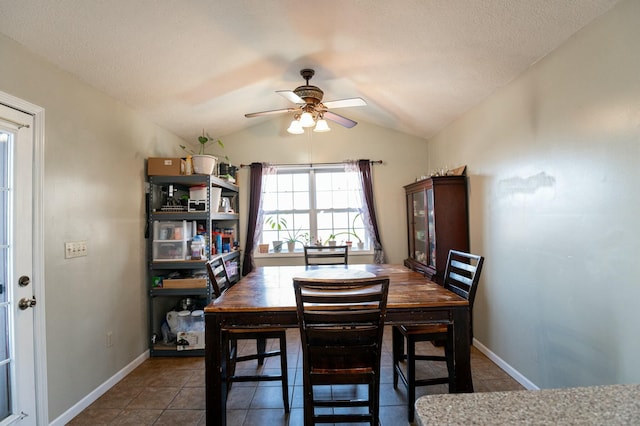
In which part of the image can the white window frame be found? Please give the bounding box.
[258,165,370,254]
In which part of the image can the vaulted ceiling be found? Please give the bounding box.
[0,1,621,142]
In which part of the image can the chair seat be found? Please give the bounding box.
[398,323,449,335]
[392,250,484,423]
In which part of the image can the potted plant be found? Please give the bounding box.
[333,213,364,249]
[284,230,308,252]
[265,216,286,253]
[180,130,225,175]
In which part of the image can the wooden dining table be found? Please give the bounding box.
[204,264,473,426]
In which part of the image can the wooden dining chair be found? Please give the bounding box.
[392,249,484,422]
[293,276,389,425]
[303,244,349,266]
[206,255,289,412]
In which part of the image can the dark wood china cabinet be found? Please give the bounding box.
[404,176,469,284]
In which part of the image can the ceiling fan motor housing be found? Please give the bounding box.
[294,85,324,105]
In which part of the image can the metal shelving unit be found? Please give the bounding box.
[147,173,240,356]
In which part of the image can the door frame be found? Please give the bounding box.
[0,91,47,424]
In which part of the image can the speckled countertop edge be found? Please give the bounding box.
[415,384,640,425]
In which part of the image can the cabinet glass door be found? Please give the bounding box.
[411,191,427,264]
[426,188,436,267]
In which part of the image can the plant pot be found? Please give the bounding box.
[258,244,269,254]
[287,241,296,252]
[357,242,364,250]
[327,240,337,250]
[272,241,283,253]
[345,241,353,248]
[192,155,218,175]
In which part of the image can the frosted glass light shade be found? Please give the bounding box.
[299,112,315,128]
[313,119,330,132]
[287,119,304,134]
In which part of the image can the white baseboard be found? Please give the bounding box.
[49,350,149,426]
[472,338,539,390]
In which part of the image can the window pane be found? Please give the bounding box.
[316,191,332,209]
[277,192,293,210]
[292,174,309,191]
[315,173,332,191]
[279,174,294,191]
[292,192,309,210]
[260,166,370,251]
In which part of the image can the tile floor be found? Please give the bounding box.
[69,327,524,425]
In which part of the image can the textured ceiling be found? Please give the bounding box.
[0,0,621,142]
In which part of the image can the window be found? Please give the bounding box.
[260,166,368,252]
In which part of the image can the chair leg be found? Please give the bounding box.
[407,335,416,423]
[279,334,290,412]
[445,326,456,393]
[392,326,403,389]
[256,337,267,365]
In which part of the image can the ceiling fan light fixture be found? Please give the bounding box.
[313,118,330,132]
[299,112,315,128]
[287,119,304,134]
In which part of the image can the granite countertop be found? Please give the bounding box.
[415,384,640,425]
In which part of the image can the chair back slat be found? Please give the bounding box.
[443,250,484,308]
[206,255,232,298]
[304,245,349,265]
[294,276,389,376]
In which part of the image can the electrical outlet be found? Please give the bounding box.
[106,331,113,348]
[64,240,87,258]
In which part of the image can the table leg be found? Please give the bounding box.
[205,313,227,426]
[452,307,474,393]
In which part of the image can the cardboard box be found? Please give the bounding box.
[147,157,185,176]
[162,278,207,288]
[176,331,205,350]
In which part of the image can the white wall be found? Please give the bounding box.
[426,0,640,388]
[1,33,187,419]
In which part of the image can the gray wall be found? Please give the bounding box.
[1,33,186,420]
[426,0,640,388]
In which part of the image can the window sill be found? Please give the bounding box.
[254,249,373,259]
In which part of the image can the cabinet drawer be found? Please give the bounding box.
[153,241,189,261]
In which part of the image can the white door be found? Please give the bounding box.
[0,103,37,425]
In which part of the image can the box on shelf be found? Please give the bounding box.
[147,158,185,176]
[189,185,207,200]
[162,278,207,288]
[153,240,189,261]
[187,200,207,212]
[153,220,188,241]
[176,331,204,350]
[210,187,222,212]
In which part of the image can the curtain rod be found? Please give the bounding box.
[0,115,30,129]
[239,160,382,168]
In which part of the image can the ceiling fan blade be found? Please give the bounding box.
[276,90,305,104]
[323,111,358,128]
[245,107,299,118]
[323,97,367,109]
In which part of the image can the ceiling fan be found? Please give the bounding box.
[244,69,366,133]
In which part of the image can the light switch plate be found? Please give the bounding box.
[64,241,87,258]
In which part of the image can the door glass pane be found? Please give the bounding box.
[426,188,436,267]
[412,191,426,263]
[0,130,12,421]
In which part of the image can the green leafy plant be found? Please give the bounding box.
[180,129,228,160]
[332,213,363,243]
[266,216,307,243]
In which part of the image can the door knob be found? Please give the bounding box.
[18,297,36,310]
